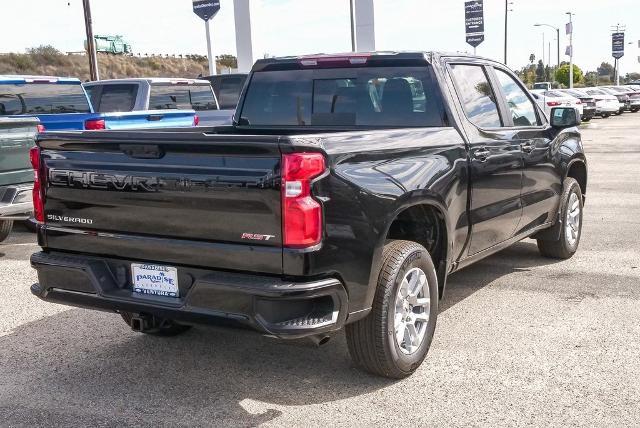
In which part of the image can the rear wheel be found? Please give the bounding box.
[346,240,438,379]
[537,178,583,259]
[0,220,14,243]
[601,113,610,119]
[120,312,192,336]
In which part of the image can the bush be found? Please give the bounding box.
[555,64,583,87]
[26,45,66,67]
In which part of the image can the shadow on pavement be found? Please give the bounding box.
[0,240,562,425]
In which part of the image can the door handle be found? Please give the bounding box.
[473,148,490,162]
[146,114,164,121]
[521,141,535,153]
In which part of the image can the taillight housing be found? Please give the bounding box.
[84,118,106,130]
[281,153,325,248]
[30,146,45,223]
[547,101,562,107]
[36,124,46,133]
[193,114,200,126]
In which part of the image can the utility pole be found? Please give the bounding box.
[350,0,356,52]
[566,12,574,88]
[82,0,99,81]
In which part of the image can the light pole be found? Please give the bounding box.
[350,0,356,52]
[534,23,560,68]
[566,12,574,88]
[504,1,514,65]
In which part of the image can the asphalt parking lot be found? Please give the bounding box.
[1,113,639,427]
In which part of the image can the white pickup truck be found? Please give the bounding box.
[83,78,234,127]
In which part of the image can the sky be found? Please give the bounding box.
[1,0,639,74]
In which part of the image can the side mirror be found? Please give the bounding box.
[550,107,580,128]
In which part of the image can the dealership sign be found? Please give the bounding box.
[612,32,625,59]
[465,0,484,48]
[192,0,220,21]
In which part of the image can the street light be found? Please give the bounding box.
[566,12,574,88]
[504,1,514,65]
[534,23,560,68]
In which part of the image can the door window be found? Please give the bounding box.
[494,69,540,127]
[449,64,502,128]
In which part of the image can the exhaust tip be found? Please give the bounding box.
[309,334,331,347]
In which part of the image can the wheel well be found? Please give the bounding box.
[386,204,448,297]
[567,161,587,197]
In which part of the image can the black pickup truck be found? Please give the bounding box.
[30,52,587,378]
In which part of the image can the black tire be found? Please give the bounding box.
[537,178,583,259]
[0,220,13,243]
[120,312,192,336]
[345,240,438,379]
[601,113,610,119]
[582,117,591,122]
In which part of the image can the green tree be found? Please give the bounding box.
[597,62,615,80]
[555,64,583,87]
[535,60,546,82]
[216,54,237,69]
[584,71,599,87]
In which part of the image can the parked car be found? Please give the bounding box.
[30,52,586,379]
[598,87,629,115]
[202,73,248,110]
[531,89,582,120]
[582,88,620,118]
[532,82,553,90]
[0,75,197,130]
[557,89,596,122]
[84,78,233,126]
[602,86,640,113]
[0,117,38,242]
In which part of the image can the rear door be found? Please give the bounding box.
[490,67,561,233]
[447,62,523,255]
[40,132,284,273]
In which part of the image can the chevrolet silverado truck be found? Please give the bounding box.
[0,117,38,242]
[30,52,587,378]
[83,78,233,126]
[0,75,197,130]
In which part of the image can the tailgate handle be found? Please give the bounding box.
[121,144,164,159]
[146,114,164,121]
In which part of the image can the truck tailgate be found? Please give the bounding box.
[39,131,283,274]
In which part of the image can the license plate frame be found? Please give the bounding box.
[131,263,179,298]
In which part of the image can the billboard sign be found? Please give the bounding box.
[193,0,220,21]
[465,0,484,48]
[612,32,625,59]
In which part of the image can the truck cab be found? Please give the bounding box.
[83,78,233,126]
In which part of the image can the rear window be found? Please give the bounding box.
[238,66,446,128]
[149,84,218,111]
[218,76,246,109]
[0,83,91,115]
[93,84,138,112]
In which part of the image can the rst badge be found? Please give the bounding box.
[241,233,276,241]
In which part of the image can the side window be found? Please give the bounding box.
[96,84,137,112]
[449,64,502,128]
[219,77,245,109]
[494,69,540,127]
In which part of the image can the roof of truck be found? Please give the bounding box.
[0,75,81,84]
[252,51,502,72]
[83,78,212,86]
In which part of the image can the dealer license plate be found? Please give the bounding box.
[131,263,179,297]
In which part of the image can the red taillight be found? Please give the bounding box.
[36,124,46,133]
[84,119,106,130]
[30,146,45,223]
[547,101,562,107]
[193,114,200,126]
[281,153,325,248]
